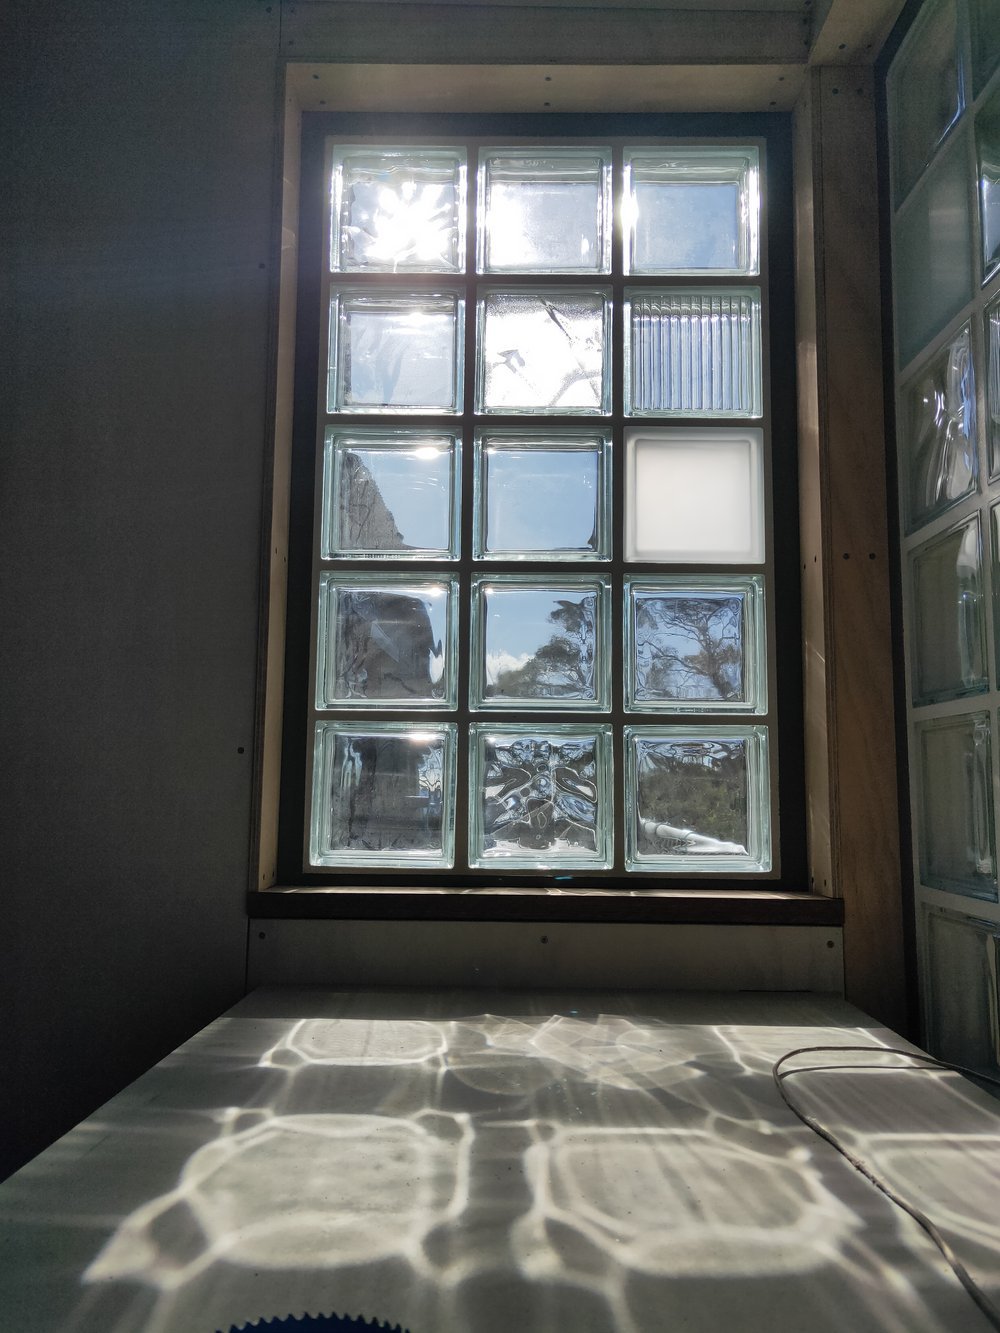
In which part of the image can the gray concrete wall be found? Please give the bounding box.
[1,1,280,1177]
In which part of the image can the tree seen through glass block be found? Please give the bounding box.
[472,576,609,709]
[625,728,770,871]
[470,725,612,868]
[627,578,765,712]
[311,723,457,867]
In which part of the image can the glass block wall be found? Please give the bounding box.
[305,136,777,880]
[888,0,1000,1069]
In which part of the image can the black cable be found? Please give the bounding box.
[772,1045,1000,1331]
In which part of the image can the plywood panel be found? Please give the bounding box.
[793,68,906,1029]
[288,61,804,112]
[284,2,809,65]
[249,919,845,989]
[0,0,279,1177]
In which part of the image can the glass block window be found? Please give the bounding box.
[300,129,781,882]
[886,0,1000,1062]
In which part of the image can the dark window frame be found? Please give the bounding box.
[276,110,806,893]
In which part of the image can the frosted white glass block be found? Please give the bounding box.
[626,576,766,713]
[893,130,973,368]
[887,0,963,205]
[976,87,1000,282]
[989,295,1000,476]
[310,722,457,868]
[476,289,611,415]
[469,724,613,869]
[470,575,610,711]
[316,574,458,709]
[924,907,1000,1072]
[910,517,986,704]
[626,288,762,416]
[322,429,460,559]
[917,712,996,899]
[328,291,463,414]
[478,149,612,274]
[625,726,771,873]
[331,146,466,273]
[473,432,610,560]
[625,428,764,564]
[900,325,977,530]
[624,147,759,276]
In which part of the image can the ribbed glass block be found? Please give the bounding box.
[625,726,771,873]
[625,428,765,563]
[328,291,463,414]
[470,575,610,711]
[887,0,964,206]
[900,325,977,530]
[970,0,1000,96]
[469,723,613,869]
[976,86,1000,282]
[476,289,611,415]
[330,146,466,273]
[910,517,986,704]
[473,432,610,561]
[924,906,1000,1072]
[310,722,457,867]
[625,577,766,714]
[322,429,461,559]
[477,148,612,274]
[917,712,996,898]
[893,130,973,369]
[624,147,759,276]
[316,574,458,709]
[989,295,1000,476]
[626,288,762,417]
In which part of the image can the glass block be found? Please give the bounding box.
[330,146,466,273]
[473,432,610,561]
[478,149,612,274]
[310,722,457,868]
[625,726,771,873]
[900,325,977,530]
[470,575,610,711]
[916,712,996,898]
[316,574,457,709]
[970,0,1000,97]
[328,291,463,414]
[624,147,759,276]
[893,130,973,369]
[887,0,963,206]
[625,428,764,564]
[625,577,766,714]
[626,288,762,417]
[989,294,1000,476]
[322,429,460,559]
[976,85,1000,282]
[469,723,613,869]
[910,517,986,704]
[924,907,1000,1072]
[476,289,611,415]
